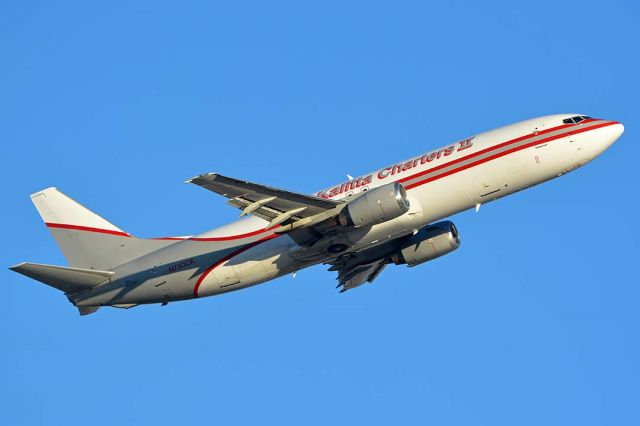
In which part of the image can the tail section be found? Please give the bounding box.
[30,187,175,270]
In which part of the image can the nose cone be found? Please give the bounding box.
[601,121,624,150]
[611,122,625,141]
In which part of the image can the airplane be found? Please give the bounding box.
[10,114,624,315]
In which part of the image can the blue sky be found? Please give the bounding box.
[1,1,639,425]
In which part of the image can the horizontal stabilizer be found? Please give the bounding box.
[10,262,114,294]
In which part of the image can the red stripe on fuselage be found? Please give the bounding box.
[398,119,596,185]
[192,233,281,297]
[188,226,280,241]
[46,222,279,241]
[404,120,617,190]
[146,226,283,241]
[43,121,607,242]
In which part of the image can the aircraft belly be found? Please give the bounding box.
[74,277,170,306]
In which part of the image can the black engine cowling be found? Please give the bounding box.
[391,221,461,267]
[338,182,410,228]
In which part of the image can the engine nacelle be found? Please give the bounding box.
[391,221,461,267]
[338,182,410,228]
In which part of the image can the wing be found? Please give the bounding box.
[187,173,346,244]
[333,259,388,293]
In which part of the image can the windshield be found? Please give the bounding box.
[563,115,591,124]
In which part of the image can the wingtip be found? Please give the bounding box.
[29,187,58,199]
[185,173,217,184]
[9,262,27,271]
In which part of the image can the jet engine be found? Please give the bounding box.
[338,182,410,228]
[391,221,461,267]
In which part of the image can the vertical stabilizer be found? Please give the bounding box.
[31,188,128,236]
[30,188,175,270]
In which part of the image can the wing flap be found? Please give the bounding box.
[188,173,341,220]
[335,259,388,293]
[188,173,346,244]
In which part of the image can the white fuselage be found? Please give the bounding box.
[74,114,623,307]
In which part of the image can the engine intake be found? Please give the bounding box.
[338,182,410,228]
[391,221,461,267]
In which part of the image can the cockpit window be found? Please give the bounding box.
[562,115,592,124]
